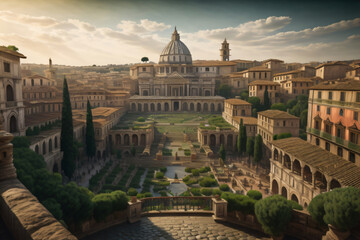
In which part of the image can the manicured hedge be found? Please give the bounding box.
[92,191,128,222]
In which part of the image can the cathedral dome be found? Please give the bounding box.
[159,27,192,64]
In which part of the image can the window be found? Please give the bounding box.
[317,105,320,111]
[142,67,146,72]
[205,67,209,72]
[349,152,355,163]
[327,107,331,114]
[328,91,332,100]
[315,138,320,146]
[253,72,255,78]
[325,142,330,151]
[283,121,286,126]
[265,72,267,78]
[325,124,331,134]
[355,112,358,121]
[340,92,345,101]
[339,109,344,116]
[3,62,10,72]
[40,79,43,86]
[318,91,322,99]
[260,86,262,90]
[357,92,360,102]
[337,147,343,157]
[294,89,297,94]
[23,79,26,86]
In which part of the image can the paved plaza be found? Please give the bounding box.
[83,216,270,240]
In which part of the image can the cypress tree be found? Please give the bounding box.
[240,120,247,154]
[237,119,242,154]
[254,134,263,164]
[219,144,226,161]
[60,77,75,178]
[246,137,254,158]
[264,86,271,110]
[85,100,96,160]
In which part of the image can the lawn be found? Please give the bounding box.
[119,113,218,124]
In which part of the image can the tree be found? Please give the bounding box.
[255,195,293,237]
[237,120,242,154]
[11,136,31,148]
[239,90,249,101]
[300,109,308,129]
[263,86,271,110]
[61,77,76,178]
[271,103,286,112]
[253,134,263,164]
[85,100,96,160]
[240,120,247,155]
[247,190,262,200]
[219,144,226,161]
[7,45,19,52]
[218,84,232,98]
[246,137,254,163]
[141,57,149,62]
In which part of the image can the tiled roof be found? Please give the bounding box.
[272,137,360,188]
[242,66,271,72]
[0,46,26,58]
[232,116,257,125]
[248,80,280,86]
[258,110,298,119]
[273,69,304,76]
[315,61,349,69]
[310,80,360,91]
[225,98,251,105]
[262,58,284,63]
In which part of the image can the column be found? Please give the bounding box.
[212,197,227,220]
[312,173,315,188]
[187,84,190,96]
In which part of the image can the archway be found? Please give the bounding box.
[183,102,188,111]
[42,141,46,155]
[330,179,341,190]
[140,134,146,146]
[137,103,142,112]
[116,134,121,145]
[210,134,216,146]
[124,134,130,145]
[293,160,301,175]
[273,149,279,161]
[132,134,138,146]
[197,103,201,112]
[303,165,312,184]
[227,134,233,147]
[217,103,222,112]
[314,171,327,191]
[291,194,299,203]
[190,103,194,111]
[131,103,136,111]
[210,103,215,112]
[281,187,288,199]
[48,139,53,153]
[54,137,58,148]
[165,102,169,112]
[6,85,14,101]
[204,103,208,112]
[220,134,225,145]
[150,103,155,111]
[35,145,39,154]
[157,103,161,111]
[272,180,279,195]
[144,103,148,112]
[53,163,59,173]
[284,154,291,170]
[9,116,17,133]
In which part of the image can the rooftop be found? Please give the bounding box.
[192,60,237,66]
[258,110,298,119]
[273,69,304,76]
[248,80,280,86]
[272,137,360,188]
[310,79,360,91]
[225,98,251,105]
[315,61,349,69]
[232,116,258,125]
[281,78,315,83]
[262,58,284,63]
[0,46,26,58]
[129,95,225,100]
[241,66,271,72]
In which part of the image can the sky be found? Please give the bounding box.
[0,0,359,66]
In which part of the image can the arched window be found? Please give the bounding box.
[9,116,17,133]
[6,85,14,101]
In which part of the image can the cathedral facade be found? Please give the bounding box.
[129,28,225,112]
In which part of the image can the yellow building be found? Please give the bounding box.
[248,80,280,104]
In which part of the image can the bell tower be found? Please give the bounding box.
[220,38,230,61]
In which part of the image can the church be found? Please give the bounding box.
[129,28,233,113]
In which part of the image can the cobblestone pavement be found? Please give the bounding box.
[83,216,270,240]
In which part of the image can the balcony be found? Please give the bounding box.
[6,101,17,108]
[307,127,360,153]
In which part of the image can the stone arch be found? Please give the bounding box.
[150,103,155,111]
[190,103,195,111]
[53,163,59,173]
[284,154,291,170]
[140,134,146,146]
[132,134,138,146]
[6,85,14,102]
[227,134,233,147]
[183,102,188,111]
[273,149,279,161]
[272,179,279,195]
[314,171,327,190]
[157,103,162,111]
[210,103,215,112]
[204,103,209,112]
[124,134,130,145]
[48,139,53,153]
[9,115,17,133]
[217,103,222,112]
[137,103,142,112]
[220,134,225,145]
[281,186,288,199]
[165,102,169,112]
[293,159,301,175]
[131,103,136,111]
[143,90,149,96]
[303,165,312,184]
[197,103,201,112]
[116,134,121,145]
[210,134,216,146]
[54,136,58,148]
[144,103,148,112]
[291,194,299,203]
[330,179,341,190]
[35,145,39,154]
[42,141,46,155]
[304,202,308,208]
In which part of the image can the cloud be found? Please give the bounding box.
[116,19,171,34]
[0,10,58,27]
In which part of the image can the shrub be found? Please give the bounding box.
[159,191,168,196]
[183,175,190,182]
[221,192,256,214]
[185,167,193,173]
[219,184,230,192]
[92,191,128,222]
[255,195,292,237]
[212,189,222,196]
[111,191,128,211]
[288,200,303,210]
[155,171,164,179]
[127,188,138,196]
[199,177,217,187]
[11,136,31,148]
[42,198,63,220]
[199,166,211,173]
[201,188,213,196]
[181,191,191,196]
[191,169,200,176]
[309,187,360,231]
[247,190,262,200]
[159,167,167,173]
[190,188,201,196]
[137,117,145,122]
[137,192,152,199]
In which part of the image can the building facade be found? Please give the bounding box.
[248,80,280,104]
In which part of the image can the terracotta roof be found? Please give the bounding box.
[262,58,284,63]
[242,66,271,72]
[315,61,349,69]
[273,69,304,76]
[232,116,257,125]
[225,98,251,105]
[281,78,315,83]
[258,110,298,119]
[26,75,54,81]
[0,46,26,58]
[192,60,237,66]
[231,59,256,63]
[248,80,280,86]
[272,137,360,188]
[310,80,360,91]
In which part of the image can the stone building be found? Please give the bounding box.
[307,80,360,166]
[231,116,257,137]
[0,46,26,135]
[280,78,315,100]
[257,110,299,149]
[220,38,230,61]
[315,61,351,80]
[270,137,360,207]
[198,128,238,151]
[346,65,360,80]
[273,66,315,83]
[222,98,252,122]
[248,80,280,104]
[129,28,225,112]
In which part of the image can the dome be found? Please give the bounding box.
[159,27,192,64]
